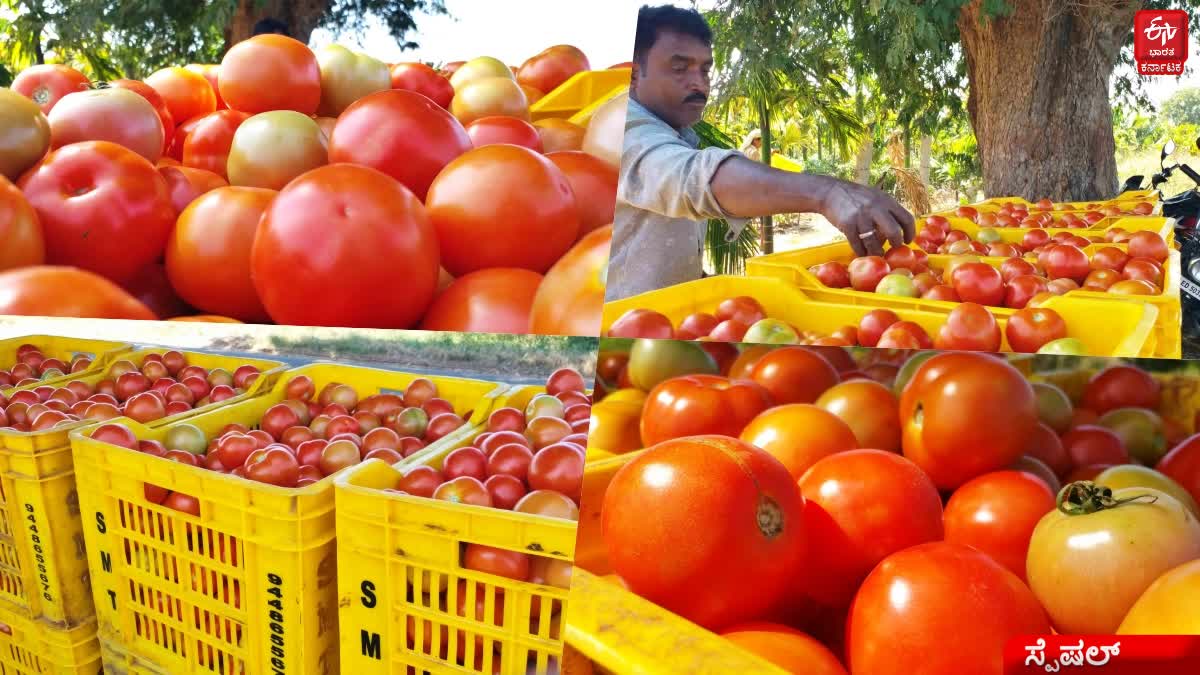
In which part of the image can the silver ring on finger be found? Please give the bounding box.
[859,231,876,239]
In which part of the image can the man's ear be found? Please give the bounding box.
[630,61,640,96]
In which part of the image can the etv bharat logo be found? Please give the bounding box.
[1135,9,1189,75]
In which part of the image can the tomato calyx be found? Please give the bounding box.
[1056,480,1157,516]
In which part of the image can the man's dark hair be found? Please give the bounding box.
[253,17,289,37]
[632,4,712,65]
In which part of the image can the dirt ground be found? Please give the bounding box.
[772,212,845,252]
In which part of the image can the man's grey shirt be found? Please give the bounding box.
[605,98,749,301]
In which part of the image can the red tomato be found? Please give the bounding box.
[145,67,216,125]
[1123,258,1164,286]
[534,118,586,153]
[0,265,156,319]
[219,34,321,115]
[847,256,890,291]
[426,144,579,275]
[720,623,847,675]
[252,163,439,328]
[1026,421,1072,478]
[527,442,584,501]
[465,116,542,151]
[815,379,901,452]
[675,312,719,340]
[601,436,806,631]
[749,347,839,405]
[157,165,227,215]
[740,403,858,480]
[1005,307,1068,353]
[847,542,1050,675]
[529,225,610,336]
[935,302,1001,352]
[1004,274,1048,309]
[0,176,45,272]
[181,110,250,178]
[184,64,225,109]
[517,45,590,95]
[800,449,943,610]
[810,261,851,288]
[1091,246,1129,272]
[640,374,773,447]
[122,262,192,319]
[433,476,492,507]
[463,544,530,581]
[950,262,1004,306]
[944,470,1056,581]
[166,186,274,323]
[1062,425,1130,466]
[419,268,542,334]
[1082,365,1160,414]
[109,79,176,153]
[389,62,454,108]
[1159,434,1200,505]
[546,151,618,238]
[19,141,175,285]
[1128,231,1168,263]
[11,64,90,114]
[47,88,165,163]
[715,296,766,325]
[900,352,1037,489]
[163,492,201,516]
[1041,244,1090,283]
[328,89,471,202]
[858,309,901,347]
[244,447,300,487]
[884,246,928,273]
[607,308,673,339]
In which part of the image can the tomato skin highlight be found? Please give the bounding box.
[601,435,806,631]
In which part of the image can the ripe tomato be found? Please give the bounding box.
[934,302,1001,352]
[465,116,542,151]
[108,79,176,154]
[546,151,618,237]
[315,44,390,117]
[252,163,438,327]
[857,309,901,347]
[48,89,164,163]
[815,379,901,452]
[534,118,586,153]
[245,447,301,487]
[847,542,1049,675]
[1003,274,1048,309]
[427,144,579,275]
[1027,483,1200,633]
[165,186,274,322]
[1158,434,1200,505]
[900,352,1037,489]
[1128,231,1168,263]
[528,225,609,336]
[0,176,44,272]
[1091,246,1129,272]
[527,442,584,501]
[720,623,847,675]
[226,111,328,190]
[740,403,858,480]
[517,45,590,95]
[640,374,773,447]
[1062,424,1129,466]
[184,64,224,109]
[433,476,492,507]
[1108,278,1158,295]
[1082,365,1160,414]
[1118,559,1200,634]
[182,110,250,178]
[799,450,943,608]
[419,268,543,334]
[1000,257,1037,283]
[463,544,530,582]
[123,262,192,319]
[602,436,806,630]
[19,141,175,284]
[329,89,471,202]
[944,470,1054,581]
[165,116,202,161]
[950,262,1004,306]
[749,347,839,405]
[145,67,216,125]
[1123,258,1163,285]
[1005,307,1068,353]
[847,256,890,291]
[219,34,321,115]
[158,165,227,215]
[11,64,90,114]
[390,62,454,108]
[1041,244,1089,282]
[450,76,529,125]
[0,87,50,181]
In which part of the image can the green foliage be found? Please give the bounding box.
[317,0,446,50]
[1162,87,1200,126]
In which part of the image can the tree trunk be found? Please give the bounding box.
[958,0,1135,201]
[757,100,774,255]
[919,134,933,185]
[855,126,873,185]
[224,0,331,52]
[817,130,823,161]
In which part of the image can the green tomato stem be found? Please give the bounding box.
[1056,480,1158,516]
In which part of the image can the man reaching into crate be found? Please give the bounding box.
[608,4,916,301]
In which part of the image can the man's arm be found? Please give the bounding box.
[709,156,917,257]
[618,125,747,223]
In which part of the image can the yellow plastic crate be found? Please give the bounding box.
[0,335,131,393]
[337,385,576,675]
[0,606,101,675]
[566,453,788,675]
[0,348,284,630]
[919,214,1175,245]
[71,363,505,675]
[529,69,630,123]
[600,275,1157,357]
[769,154,804,172]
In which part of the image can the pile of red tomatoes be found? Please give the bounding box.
[586,339,1200,674]
[1,39,621,336]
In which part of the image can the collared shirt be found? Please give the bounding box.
[605,98,749,301]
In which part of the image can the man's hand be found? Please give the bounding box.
[819,181,916,257]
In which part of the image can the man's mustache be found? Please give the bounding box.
[683,92,708,104]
